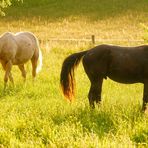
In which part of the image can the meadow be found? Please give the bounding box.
[0,0,148,147]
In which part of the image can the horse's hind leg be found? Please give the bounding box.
[83,57,104,109]
[8,72,14,86]
[1,61,14,84]
[4,61,13,89]
[88,77,103,109]
[18,64,26,82]
[142,80,148,111]
[31,54,38,80]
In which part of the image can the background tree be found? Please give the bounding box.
[0,0,22,16]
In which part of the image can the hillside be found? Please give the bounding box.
[0,0,148,147]
[1,0,147,47]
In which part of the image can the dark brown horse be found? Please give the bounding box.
[60,44,148,111]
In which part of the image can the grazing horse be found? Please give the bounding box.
[0,31,42,89]
[60,44,148,111]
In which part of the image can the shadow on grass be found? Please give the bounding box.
[3,0,148,21]
[131,130,148,145]
[51,107,116,138]
[77,108,115,137]
[0,84,25,98]
[130,112,148,145]
[51,103,146,140]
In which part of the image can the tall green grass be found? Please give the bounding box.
[0,47,147,147]
[0,0,148,147]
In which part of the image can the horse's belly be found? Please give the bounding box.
[12,57,32,65]
[107,55,144,83]
[107,70,143,84]
[13,49,34,65]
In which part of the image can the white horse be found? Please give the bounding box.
[0,31,43,89]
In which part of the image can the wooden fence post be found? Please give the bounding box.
[91,35,95,45]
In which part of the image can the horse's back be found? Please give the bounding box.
[0,32,15,43]
[106,44,148,83]
[12,32,38,64]
[0,32,17,60]
[83,44,148,83]
[15,31,38,45]
[0,31,39,65]
[83,44,111,79]
[15,32,37,40]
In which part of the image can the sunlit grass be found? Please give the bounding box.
[0,46,147,147]
[0,0,148,147]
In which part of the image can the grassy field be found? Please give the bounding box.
[0,0,148,147]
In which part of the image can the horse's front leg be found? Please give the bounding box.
[143,80,148,111]
[9,72,14,87]
[4,61,12,90]
[18,64,26,82]
[1,60,14,88]
[31,55,38,81]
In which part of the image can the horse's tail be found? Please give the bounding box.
[60,50,88,101]
[36,49,43,73]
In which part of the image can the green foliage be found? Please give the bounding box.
[0,0,22,16]
[140,23,148,43]
[7,0,148,20]
[0,0,11,16]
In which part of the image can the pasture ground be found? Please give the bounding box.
[0,0,148,147]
